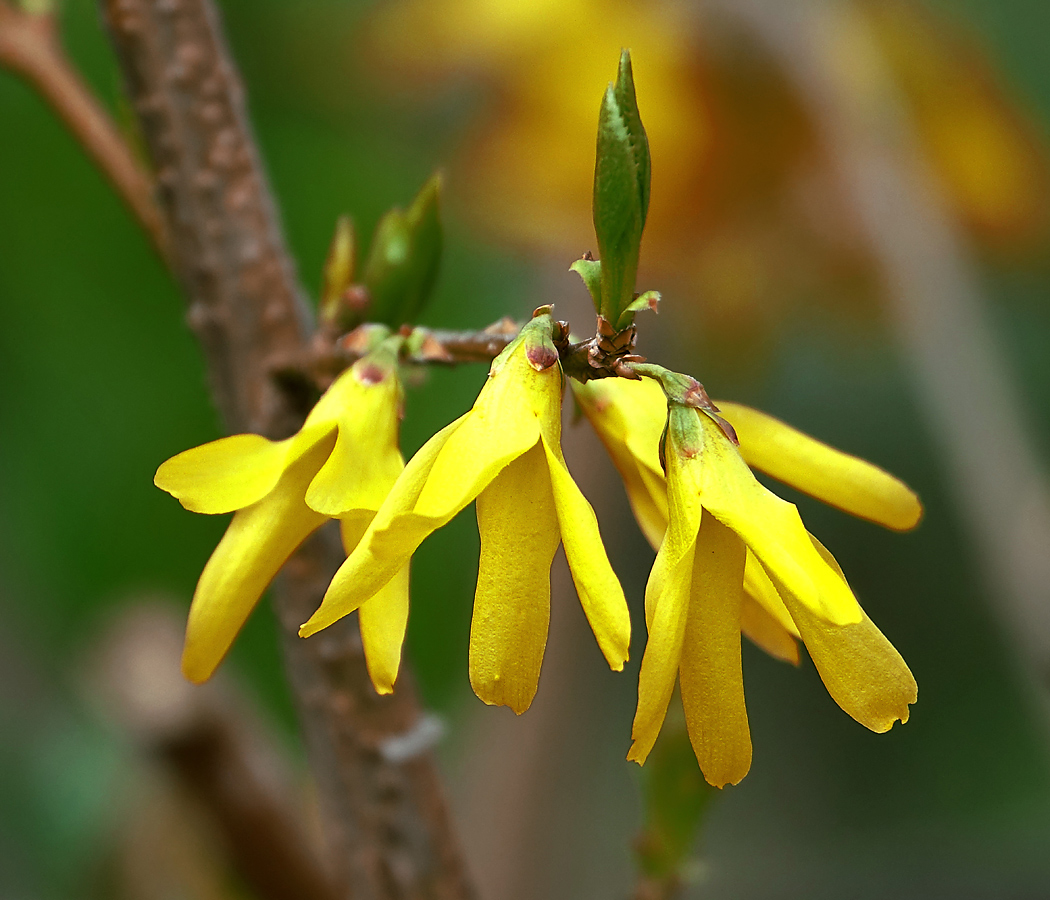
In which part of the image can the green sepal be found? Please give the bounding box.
[569,256,603,314]
[593,49,651,328]
[319,215,356,328]
[361,172,444,328]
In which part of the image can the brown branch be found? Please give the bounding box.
[0,1,172,264]
[97,1,475,898]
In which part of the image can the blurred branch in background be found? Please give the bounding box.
[709,0,1050,717]
[0,0,171,263]
[0,0,477,896]
[90,603,338,900]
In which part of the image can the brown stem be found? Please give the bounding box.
[0,1,172,264]
[98,0,475,897]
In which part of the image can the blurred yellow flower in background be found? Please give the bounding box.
[156,345,408,690]
[574,377,919,786]
[361,0,1049,338]
[301,313,631,714]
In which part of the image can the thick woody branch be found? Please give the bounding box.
[102,0,310,437]
[98,1,474,898]
[0,1,171,263]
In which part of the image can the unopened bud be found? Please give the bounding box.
[362,173,443,327]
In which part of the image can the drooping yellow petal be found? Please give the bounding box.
[781,536,917,731]
[155,433,292,514]
[414,344,559,519]
[339,514,410,695]
[306,367,404,516]
[299,415,468,637]
[741,594,800,665]
[358,568,411,695]
[471,443,561,714]
[541,437,631,671]
[182,432,336,682]
[717,402,923,532]
[573,378,668,549]
[628,542,695,765]
[743,551,801,639]
[672,408,861,626]
[644,430,705,630]
[679,513,752,788]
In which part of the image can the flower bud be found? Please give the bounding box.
[593,50,651,328]
[362,173,443,327]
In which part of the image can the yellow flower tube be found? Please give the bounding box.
[301,312,631,714]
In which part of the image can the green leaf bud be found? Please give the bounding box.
[593,49,651,329]
[362,172,444,327]
[319,215,356,328]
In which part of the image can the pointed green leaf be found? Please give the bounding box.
[625,289,660,316]
[592,49,651,327]
[569,256,603,314]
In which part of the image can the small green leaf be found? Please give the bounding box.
[362,173,444,327]
[569,256,602,314]
[592,49,651,327]
[624,289,660,316]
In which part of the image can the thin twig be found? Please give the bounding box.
[96,0,476,897]
[0,1,171,264]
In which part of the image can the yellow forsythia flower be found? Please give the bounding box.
[301,313,631,714]
[573,377,919,787]
[155,346,408,690]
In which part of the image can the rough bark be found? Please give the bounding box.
[100,1,475,897]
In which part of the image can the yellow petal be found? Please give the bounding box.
[631,465,670,551]
[337,514,409,695]
[155,433,291,514]
[181,432,336,682]
[675,410,862,626]
[783,537,917,732]
[471,443,561,714]
[573,377,666,477]
[679,513,752,787]
[573,378,669,550]
[645,434,705,630]
[414,346,559,519]
[741,594,800,665]
[743,551,801,639]
[628,542,694,765]
[717,402,923,532]
[358,566,411,695]
[299,415,468,637]
[542,436,631,671]
[306,368,404,516]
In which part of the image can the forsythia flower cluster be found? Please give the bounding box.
[157,310,920,787]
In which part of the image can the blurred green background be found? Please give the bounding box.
[3,1,1050,897]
